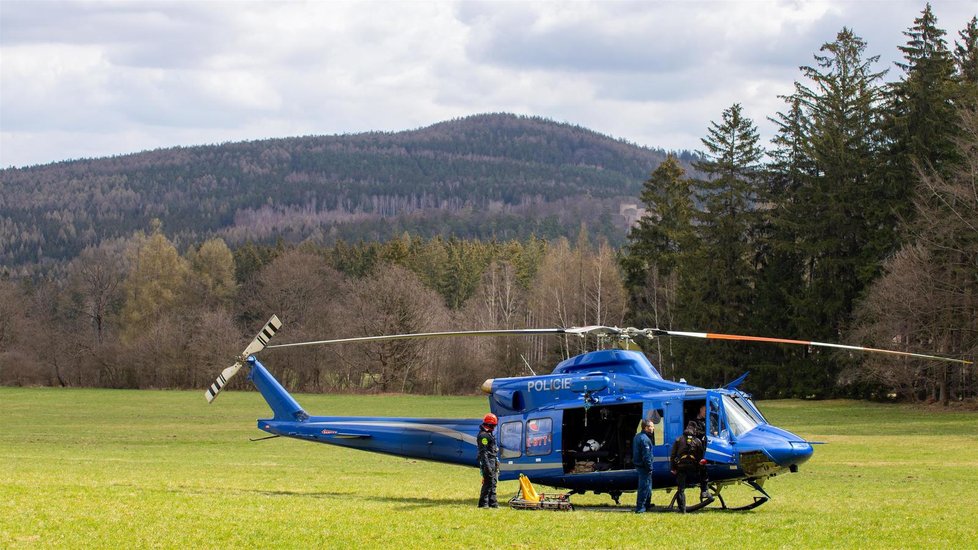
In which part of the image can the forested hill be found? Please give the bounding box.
[0,113,687,275]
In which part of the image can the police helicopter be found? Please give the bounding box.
[205,316,971,511]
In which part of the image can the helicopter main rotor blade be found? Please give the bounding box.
[647,329,973,365]
[205,315,283,403]
[265,328,571,350]
[564,326,623,336]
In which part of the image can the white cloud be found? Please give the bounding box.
[2,0,976,167]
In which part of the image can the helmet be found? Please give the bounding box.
[483,413,498,426]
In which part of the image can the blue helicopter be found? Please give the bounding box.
[206,316,971,511]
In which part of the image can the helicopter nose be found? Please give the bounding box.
[743,425,814,470]
[769,439,813,471]
[776,440,814,471]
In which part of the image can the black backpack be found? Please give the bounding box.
[677,434,703,466]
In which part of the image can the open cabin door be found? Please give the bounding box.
[705,391,736,464]
[561,402,643,474]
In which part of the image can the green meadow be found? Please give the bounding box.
[2,387,977,549]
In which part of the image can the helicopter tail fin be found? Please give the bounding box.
[245,356,308,421]
[205,315,282,403]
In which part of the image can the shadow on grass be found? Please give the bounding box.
[255,489,474,509]
[162,485,474,509]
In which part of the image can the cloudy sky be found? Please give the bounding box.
[1,1,975,168]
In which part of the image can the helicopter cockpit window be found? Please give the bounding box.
[722,395,760,437]
[526,418,552,456]
[499,421,522,459]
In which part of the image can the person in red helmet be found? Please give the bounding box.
[477,413,499,508]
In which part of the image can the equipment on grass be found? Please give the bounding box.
[509,474,573,511]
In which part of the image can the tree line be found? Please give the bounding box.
[0,227,627,395]
[621,8,978,403]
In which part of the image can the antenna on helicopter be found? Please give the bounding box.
[520,354,536,376]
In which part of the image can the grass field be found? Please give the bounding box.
[2,387,977,549]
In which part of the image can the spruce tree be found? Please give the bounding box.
[681,104,764,387]
[620,155,695,371]
[779,28,888,396]
[887,3,959,187]
[752,96,814,396]
[954,16,978,109]
[621,155,695,288]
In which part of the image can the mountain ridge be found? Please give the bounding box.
[0,112,693,275]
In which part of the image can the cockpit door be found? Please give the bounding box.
[705,391,736,464]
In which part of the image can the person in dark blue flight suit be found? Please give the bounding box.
[632,418,655,513]
[477,413,499,508]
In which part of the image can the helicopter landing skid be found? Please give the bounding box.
[713,494,769,511]
[664,493,716,512]
[664,481,770,513]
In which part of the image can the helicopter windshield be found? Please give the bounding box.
[721,395,761,437]
[732,393,766,425]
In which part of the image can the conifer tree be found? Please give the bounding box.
[887,3,959,190]
[954,16,978,109]
[752,96,814,395]
[619,155,696,371]
[652,104,765,386]
[778,28,888,396]
[622,155,695,286]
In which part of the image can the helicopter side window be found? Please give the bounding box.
[708,396,724,439]
[499,421,522,459]
[525,418,552,456]
[651,409,664,445]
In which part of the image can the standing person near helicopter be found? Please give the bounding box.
[477,413,499,508]
[632,418,655,513]
[671,424,708,513]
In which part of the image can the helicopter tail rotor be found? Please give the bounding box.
[205,315,282,403]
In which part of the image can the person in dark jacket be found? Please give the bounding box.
[477,413,499,508]
[632,418,655,513]
[670,423,709,513]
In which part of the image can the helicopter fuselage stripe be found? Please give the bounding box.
[499,462,557,471]
[319,421,479,446]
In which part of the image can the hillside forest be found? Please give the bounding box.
[1,8,976,403]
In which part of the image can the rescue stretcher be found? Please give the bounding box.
[508,474,573,511]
